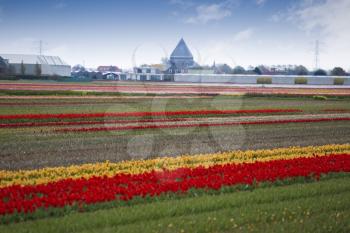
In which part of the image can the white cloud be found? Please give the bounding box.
[54,1,67,9]
[233,28,254,42]
[185,2,234,24]
[169,0,194,8]
[270,11,284,22]
[291,0,350,69]
[256,0,266,6]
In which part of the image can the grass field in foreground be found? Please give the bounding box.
[1,175,349,233]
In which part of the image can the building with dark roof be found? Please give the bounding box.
[167,38,195,73]
[97,66,121,73]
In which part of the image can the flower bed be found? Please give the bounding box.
[0,118,189,128]
[0,109,301,120]
[323,109,349,113]
[0,153,349,217]
[55,117,350,133]
[1,144,349,188]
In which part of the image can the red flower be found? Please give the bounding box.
[0,154,349,216]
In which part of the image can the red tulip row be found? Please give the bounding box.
[0,109,301,120]
[56,117,350,133]
[0,118,190,128]
[0,154,349,216]
[323,109,349,112]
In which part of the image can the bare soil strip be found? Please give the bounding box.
[1,121,349,170]
[1,82,350,95]
[101,113,350,127]
[53,113,350,130]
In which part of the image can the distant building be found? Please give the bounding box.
[167,38,195,73]
[71,70,90,79]
[103,72,119,80]
[71,69,104,80]
[97,66,121,73]
[102,72,128,80]
[0,56,9,74]
[71,64,128,80]
[133,65,163,81]
[0,54,71,77]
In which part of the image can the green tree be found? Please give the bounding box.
[254,67,262,75]
[20,60,26,76]
[216,64,232,74]
[232,66,245,74]
[294,65,309,75]
[35,62,42,77]
[314,69,327,76]
[257,65,269,75]
[331,67,347,76]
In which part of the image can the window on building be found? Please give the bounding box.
[120,74,126,80]
[150,75,160,81]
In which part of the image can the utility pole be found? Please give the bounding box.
[314,40,319,70]
[39,40,42,56]
[36,40,47,55]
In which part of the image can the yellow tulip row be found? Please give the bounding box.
[1,144,349,188]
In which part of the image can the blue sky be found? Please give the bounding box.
[0,0,349,70]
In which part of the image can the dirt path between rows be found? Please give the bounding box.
[1,82,350,95]
[71,113,350,128]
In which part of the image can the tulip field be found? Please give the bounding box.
[0,82,350,232]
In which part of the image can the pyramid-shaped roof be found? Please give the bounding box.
[170,38,193,58]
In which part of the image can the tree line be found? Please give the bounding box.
[212,64,348,76]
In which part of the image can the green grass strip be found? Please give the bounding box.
[0,89,157,97]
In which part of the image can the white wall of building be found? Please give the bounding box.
[0,54,71,77]
[174,74,350,85]
[9,63,71,76]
